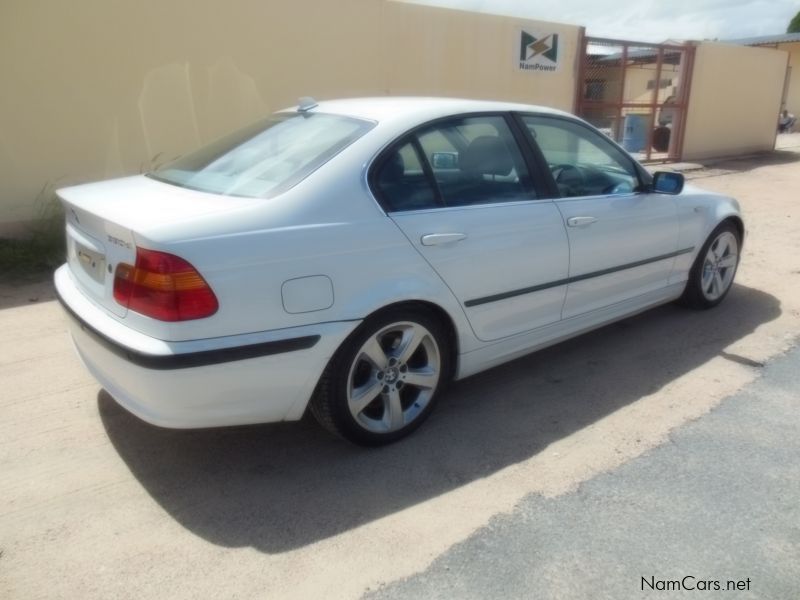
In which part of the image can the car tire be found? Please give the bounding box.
[679,221,741,309]
[310,308,451,446]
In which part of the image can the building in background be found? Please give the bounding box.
[0,0,583,236]
[0,0,791,235]
[577,41,692,161]
[726,32,800,117]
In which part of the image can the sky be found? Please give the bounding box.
[404,0,799,42]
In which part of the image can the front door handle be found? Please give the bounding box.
[421,233,467,246]
[567,216,597,228]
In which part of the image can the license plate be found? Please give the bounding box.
[76,245,106,284]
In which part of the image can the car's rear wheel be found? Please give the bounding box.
[680,222,741,309]
[310,308,450,446]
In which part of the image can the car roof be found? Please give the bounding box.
[278,97,573,125]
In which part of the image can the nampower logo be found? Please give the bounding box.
[518,29,559,72]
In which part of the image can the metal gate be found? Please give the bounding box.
[575,37,696,162]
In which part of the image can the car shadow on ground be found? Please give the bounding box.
[100,283,779,554]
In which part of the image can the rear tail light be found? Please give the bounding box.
[113,248,218,321]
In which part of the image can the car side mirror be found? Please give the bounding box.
[652,171,684,195]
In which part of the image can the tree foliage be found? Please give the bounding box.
[789,10,800,33]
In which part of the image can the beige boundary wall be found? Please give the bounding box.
[0,0,581,234]
[682,41,788,161]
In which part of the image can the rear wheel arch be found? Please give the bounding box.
[379,301,456,361]
[346,300,459,382]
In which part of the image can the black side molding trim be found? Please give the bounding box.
[56,291,320,370]
[464,247,695,307]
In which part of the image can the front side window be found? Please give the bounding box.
[149,113,374,198]
[373,115,536,212]
[522,116,640,198]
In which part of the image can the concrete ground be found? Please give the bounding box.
[2,149,800,599]
[775,131,800,150]
[368,345,800,600]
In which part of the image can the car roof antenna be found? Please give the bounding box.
[297,97,318,112]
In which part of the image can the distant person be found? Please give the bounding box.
[778,110,796,133]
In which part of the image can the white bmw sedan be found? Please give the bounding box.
[55,98,743,445]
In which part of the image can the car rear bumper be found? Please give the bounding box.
[54,265,358,428]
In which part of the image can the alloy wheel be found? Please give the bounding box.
[700,230,738,301]
[346,321,441,434]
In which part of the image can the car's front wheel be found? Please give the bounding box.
[310,308,451,446]
[680,221,741,309]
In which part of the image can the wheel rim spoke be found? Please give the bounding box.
[396,325,424,364]
[403,368,438,389]
[718,254,737,269]
[350,378,383,414]
[712,271,724,297]
[360,335,389,370]
[708,241,718,261]
[383,389,404,430]
[701,264,715,290]
[714,237,727,260]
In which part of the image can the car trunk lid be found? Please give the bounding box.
[63,205,134,317]
[58,175,256,319]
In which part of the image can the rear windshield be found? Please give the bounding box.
[148,112,374,198]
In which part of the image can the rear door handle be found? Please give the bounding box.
[421,233,467,246]
[567,216,597,228]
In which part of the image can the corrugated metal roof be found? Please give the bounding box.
[724,32,800,46]
[593,48,684,62]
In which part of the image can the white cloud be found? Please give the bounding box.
[403,0,799,42]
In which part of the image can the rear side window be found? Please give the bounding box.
[373,142,439,212]
[373,115,536,212]
[148,113,374,198]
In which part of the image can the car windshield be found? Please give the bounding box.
[148,112,374,198]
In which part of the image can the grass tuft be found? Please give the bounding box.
[0,184,65,280]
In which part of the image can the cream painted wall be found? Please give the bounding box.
[384,3,581,106]
[0,0,580,232]
[682,42,788,161]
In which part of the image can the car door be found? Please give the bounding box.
[519,114,680,320]
[371,114,569,342]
